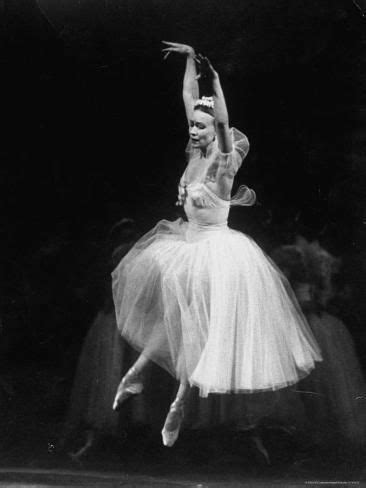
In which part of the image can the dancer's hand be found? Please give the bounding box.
[162,41,195,60]
[195,54,218,81]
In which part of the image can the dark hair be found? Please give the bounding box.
[194,104,214,118]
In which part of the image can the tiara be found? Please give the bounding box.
[194,96,214,109]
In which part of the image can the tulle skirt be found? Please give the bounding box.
[299,312,366,446]
[62,310,124,440]
[112,218,321,397]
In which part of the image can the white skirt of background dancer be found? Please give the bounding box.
[301,311,366,446]
[112,129,322,398]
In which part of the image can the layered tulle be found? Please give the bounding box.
[61,310,124,440]
[112,218,321,397]
[299,312,366,446]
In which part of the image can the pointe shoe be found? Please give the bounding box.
[161,399,184,447]
[112,367,143,411]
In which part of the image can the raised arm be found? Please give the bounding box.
[162,41,199,123]
[183,52,199,122]
[201,56,233,154]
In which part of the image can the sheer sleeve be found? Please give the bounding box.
[230,184,256,206]
[219,127,250,173]
[231,127,250,161]
[220,128,255,207]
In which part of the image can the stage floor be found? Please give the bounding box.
[0,468,365,488]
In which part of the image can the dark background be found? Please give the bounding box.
[0,0,365,471]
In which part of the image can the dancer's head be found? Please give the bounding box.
[190,97,216,150]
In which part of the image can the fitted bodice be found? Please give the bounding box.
[179,127,255,228]
[183,182,230,227]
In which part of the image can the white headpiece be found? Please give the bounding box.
[194,96,214,110]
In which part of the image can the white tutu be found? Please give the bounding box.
[112,129,321,397]
[112,217,321,397]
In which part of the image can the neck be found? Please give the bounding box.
[200,147,208,158]
[200,139,216,159]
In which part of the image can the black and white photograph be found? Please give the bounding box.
[0,1,365,486]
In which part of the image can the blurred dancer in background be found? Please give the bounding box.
[272,237,366,450]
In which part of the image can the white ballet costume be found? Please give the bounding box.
[112,128,322,398]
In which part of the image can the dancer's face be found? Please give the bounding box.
[189,110,216,150]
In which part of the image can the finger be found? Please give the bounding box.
[203,57,215,72]
[195,74,201,80]
[162,47,180,54]
[194,56,202,64]
[161,41,180,46]
[204,56,214,68]
[163,51,171,60]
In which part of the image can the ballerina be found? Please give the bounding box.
[111,41,322,447]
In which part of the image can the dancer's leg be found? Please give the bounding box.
[69,429,96,462]
[130,352,150,374]
[161,381,189,447]
[112,352,150,410]
[113,322,171,410]
[251,431,271,465]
